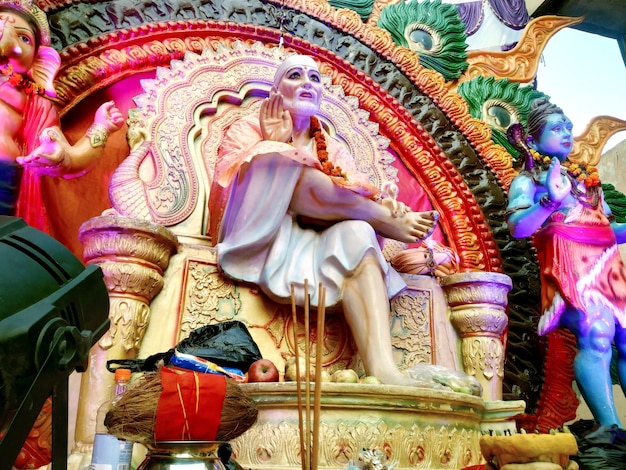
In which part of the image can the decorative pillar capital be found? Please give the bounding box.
[78,213,178,352]
[440,271,512,401]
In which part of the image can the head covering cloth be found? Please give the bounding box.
[272,54,320,89]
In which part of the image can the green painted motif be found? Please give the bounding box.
[603,183,626,223]
[377,0,468,81]
[328,0,373,21]
[457,76,547,163]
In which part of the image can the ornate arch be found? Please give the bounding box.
[33,0,572,420]
[47,2,515,275]
[41,0,546,409]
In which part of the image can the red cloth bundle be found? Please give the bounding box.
[154,367,227,441]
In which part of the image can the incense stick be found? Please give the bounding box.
[292,280,325,470]
[304,279,311,470]
[312,283,326,470]
[291,283,306,470]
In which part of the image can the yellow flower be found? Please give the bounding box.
[533,151,601,188]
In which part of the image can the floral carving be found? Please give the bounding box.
[180,260,242,336]
[390,290,432,367]
[231,419,481,469]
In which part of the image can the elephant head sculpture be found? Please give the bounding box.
[0,0,60,97]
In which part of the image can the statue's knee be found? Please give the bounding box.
[340,219,376,239]
[586,320,615,355]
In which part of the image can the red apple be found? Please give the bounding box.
[247,359,280,383]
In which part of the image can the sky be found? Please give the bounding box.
[534,27,626,152]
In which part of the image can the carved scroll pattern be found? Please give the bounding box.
[231,421,480,469]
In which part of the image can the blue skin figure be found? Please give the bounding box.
[506,98,626,427]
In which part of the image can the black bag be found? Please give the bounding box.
[107,321,262,373]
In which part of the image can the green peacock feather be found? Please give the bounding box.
[603,183,626,223]
[377,0,468,81]
[328,0,373,21]
[457,76,547,164]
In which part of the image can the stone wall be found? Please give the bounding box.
[598,138,626,260]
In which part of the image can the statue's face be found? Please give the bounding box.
[0,12,37,74]
[528,113,574,160]
[276,64,323,117]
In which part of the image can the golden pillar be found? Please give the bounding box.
[440,272,512,401]
[72,214,177,459]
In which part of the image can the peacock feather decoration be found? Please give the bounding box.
[457,76,547,163]
[376,0,468,81]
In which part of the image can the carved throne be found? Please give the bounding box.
[74,40,518,469]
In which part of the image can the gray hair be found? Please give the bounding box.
[527,97,564,141]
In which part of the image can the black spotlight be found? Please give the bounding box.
[0,216,110,470]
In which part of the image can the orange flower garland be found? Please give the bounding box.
[310,116,347,180]
[530,149,600,187]
[562,160,600,187]
[1,63,45,95]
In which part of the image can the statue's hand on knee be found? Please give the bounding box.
[380,183,410,218]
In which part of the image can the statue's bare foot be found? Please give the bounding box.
[374,369,434,388]
[371,209,439,244]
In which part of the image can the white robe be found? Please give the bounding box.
[212,114,406,307]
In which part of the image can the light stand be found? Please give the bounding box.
[0,216,110,470]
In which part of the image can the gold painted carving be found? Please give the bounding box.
[459,335,504,381]
[100,296,151,352]
[569,116,626,166]
[448,305,507,383]
[97,259,164,300]
[180,260,242,337]
[461,15,583,85]
[79,214,178,352]
[448,306,508,336]
[231,420,480,469]
[390,290,432,366]
[440,272,512,400]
